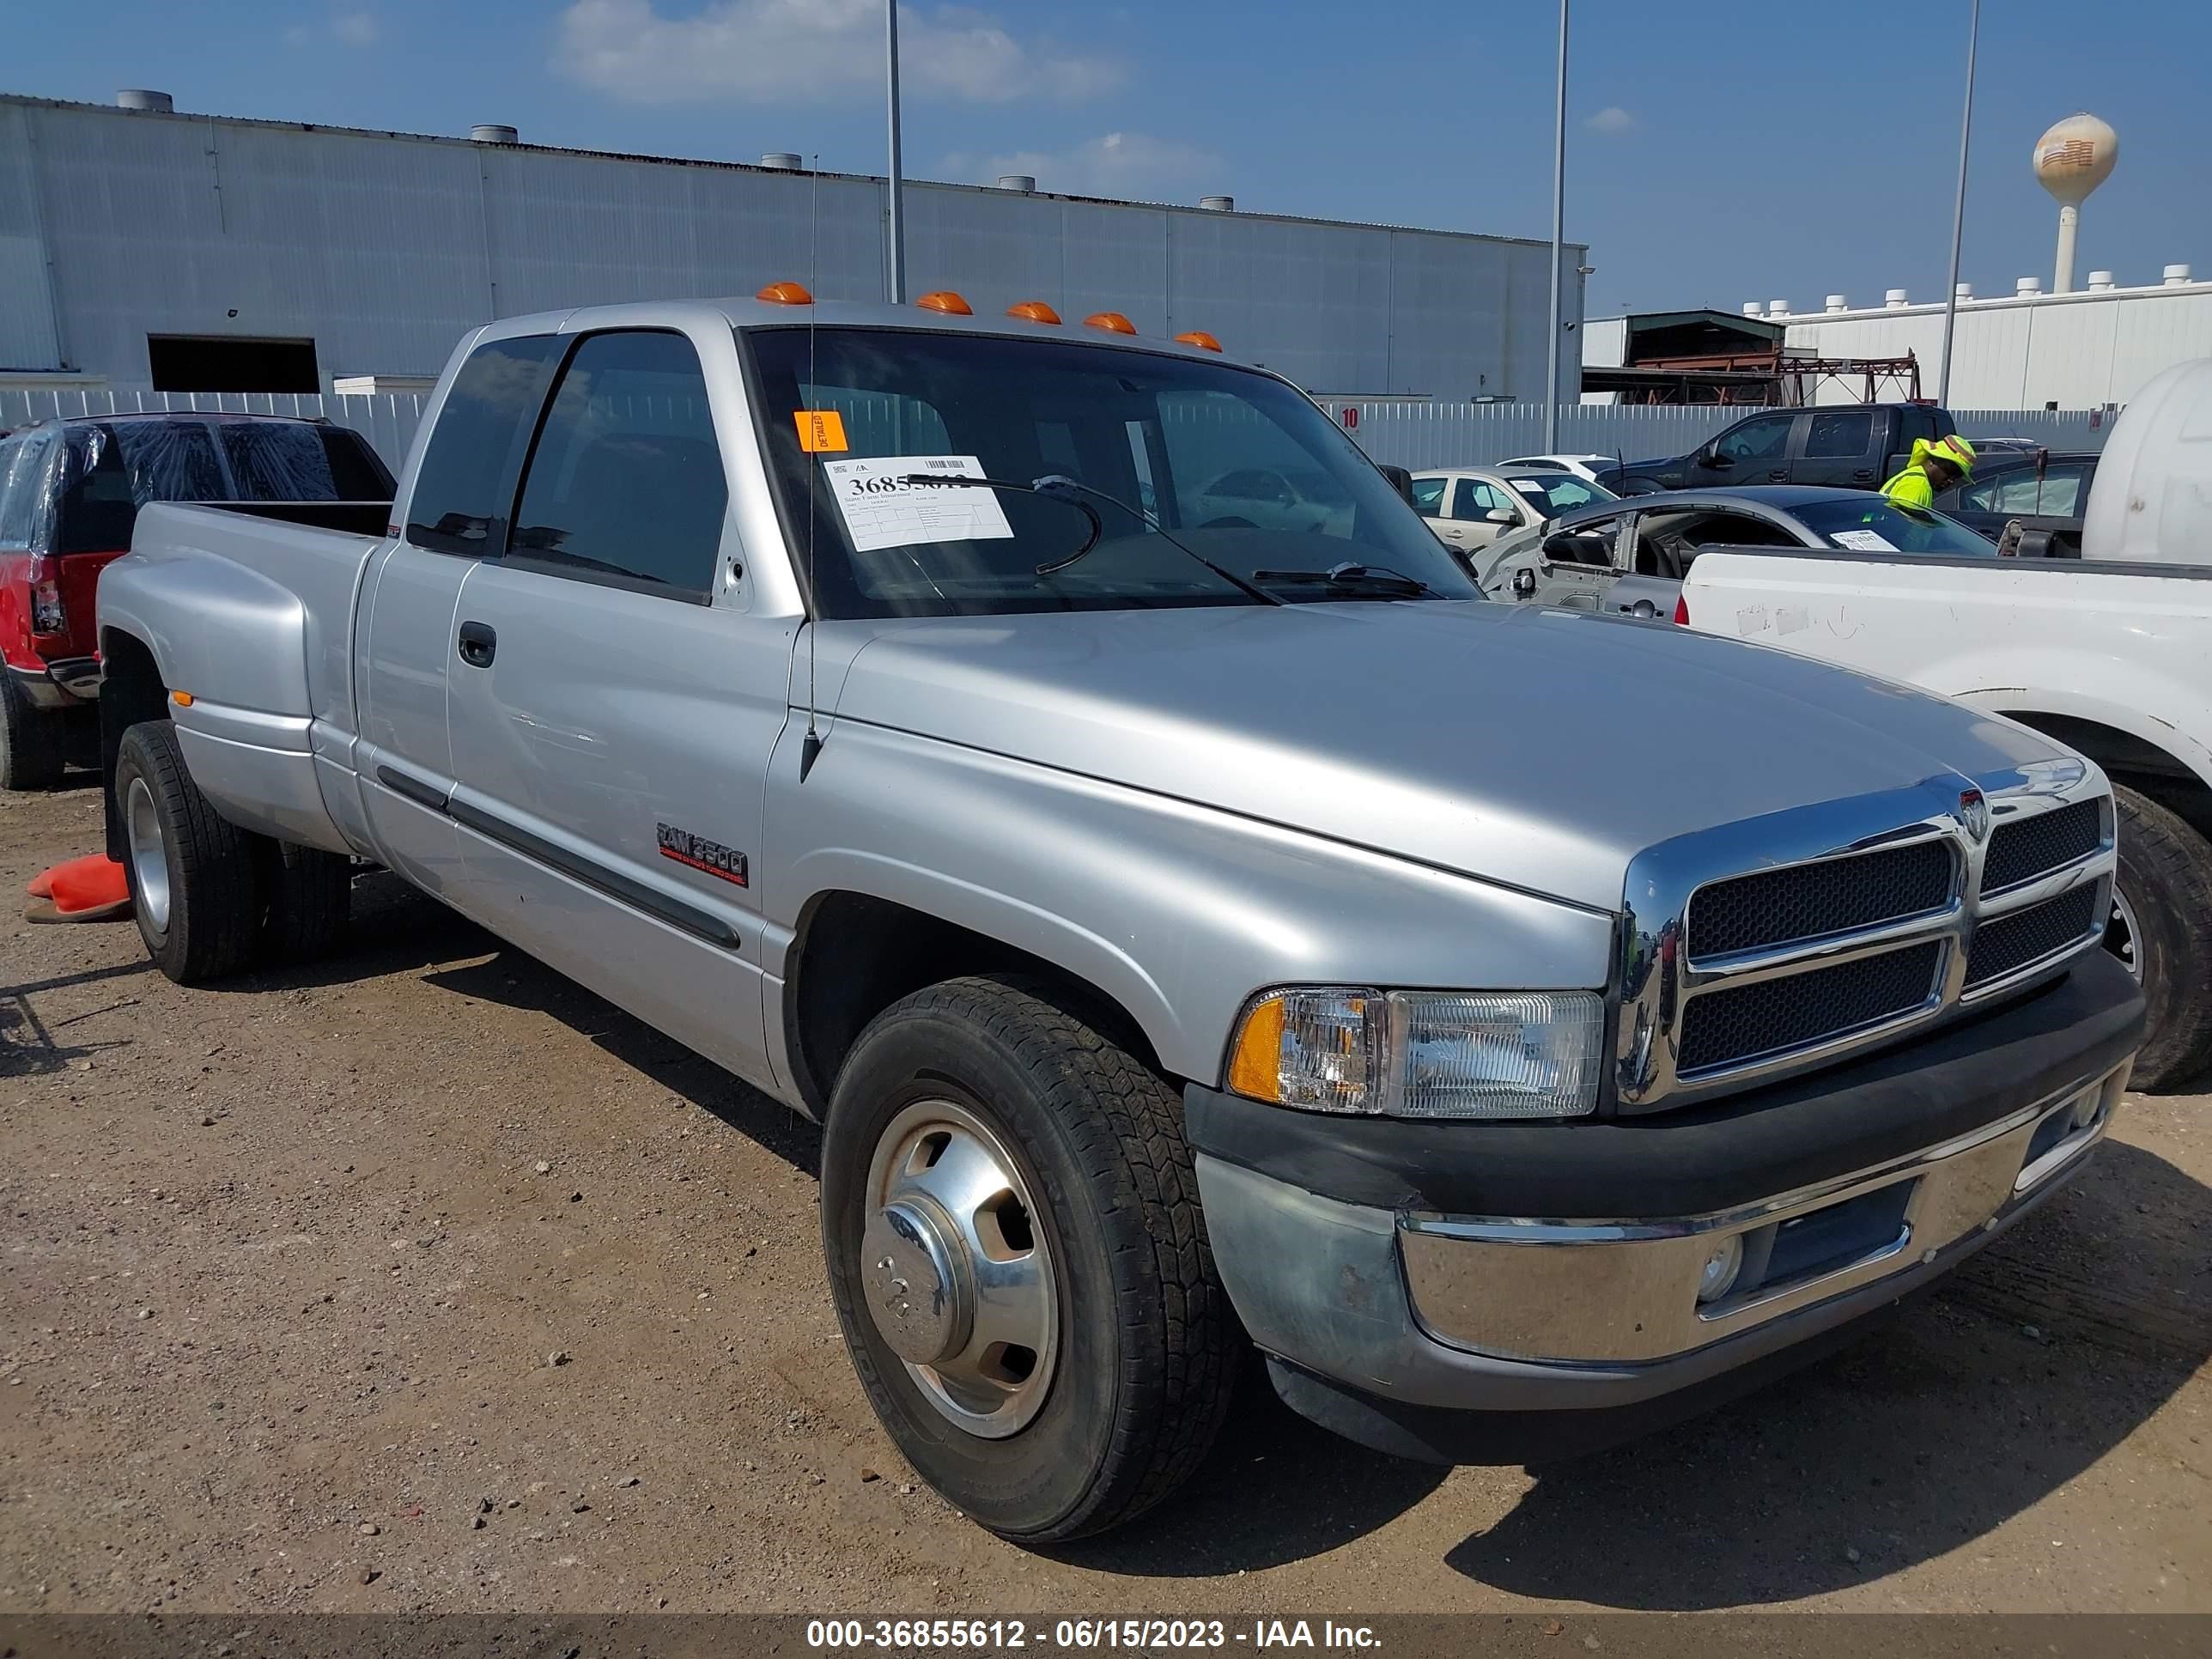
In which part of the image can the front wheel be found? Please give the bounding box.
[820,976,1237,1541]
[2108,785,2212,1091]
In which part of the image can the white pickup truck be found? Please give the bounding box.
[1680,552,2211,1088]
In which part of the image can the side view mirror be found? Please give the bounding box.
[1700,448,1733,468]
[1486,507,1519,525]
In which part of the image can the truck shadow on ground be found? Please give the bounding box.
[1439,1139,2209,1607]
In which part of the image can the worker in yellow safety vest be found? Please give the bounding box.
[1881,434,1977,509]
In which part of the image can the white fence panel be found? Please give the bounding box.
[5,385,2113,485]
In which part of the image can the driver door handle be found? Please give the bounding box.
[458,620,497,668]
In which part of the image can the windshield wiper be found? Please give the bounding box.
[900,473,1283,606]
[1249,562,1443,599]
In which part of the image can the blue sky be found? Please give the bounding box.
[9,0,2204,317]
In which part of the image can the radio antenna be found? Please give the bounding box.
[799,153,825,781]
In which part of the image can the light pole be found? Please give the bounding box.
[1936,0,1979,406]
[1543,0,1569,449]
[884,0,907,304]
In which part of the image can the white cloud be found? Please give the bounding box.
[556,0,1123,105]
[959,131,1225,201]
[1584,106,1636,134]
[331,11,380,46]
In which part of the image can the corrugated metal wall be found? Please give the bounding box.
[0,96,1582,401]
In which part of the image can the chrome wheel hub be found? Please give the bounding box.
[125,775,170,933]
[2106,886,2141,981]
[861,1099,1059,1439]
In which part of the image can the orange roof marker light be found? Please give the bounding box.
[757,281,814,305]
[1006,301,1062,325]
[1084,312,1138,335]
[916,290,973,315]
[1175,330,1224,352]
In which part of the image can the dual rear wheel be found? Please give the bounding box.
[113,720,352,984]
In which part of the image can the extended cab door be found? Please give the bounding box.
[1793,407,1882,489]
[441,323,791,1091]
[356,331,562,896]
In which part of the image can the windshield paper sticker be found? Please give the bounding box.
[823,455,1015,552]
[1831,529,1899,552]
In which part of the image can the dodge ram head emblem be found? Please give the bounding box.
[1957,788,1991,843]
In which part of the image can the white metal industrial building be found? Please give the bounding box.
[1584,271,2212,411]
[0,91,1583,402]
[1763,271,2212,409]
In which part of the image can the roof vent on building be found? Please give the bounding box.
[996,173,1036,192]
[1954,283,1973,300]
[2164,263,2194,285]
[1884,289,1910,307]
[1824,294,1848,313]
[1767,300,1790,317]
[471,125,520,144]
[2087,270,2116,290]
[2016,276,2044,296]
[760,152,804,170]
[1199,195,1236,212]
[116,89,174,112]
[1742,301,1764,317]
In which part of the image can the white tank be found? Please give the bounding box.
[2080,357,2212,563]
[2034,113,2118,294]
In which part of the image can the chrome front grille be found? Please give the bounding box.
[1676,942,1945,1077]
[1982,798,2106,893]
[1686,839,1954,958]
[1616,767,2116,1113]
[1965,884,2103,989]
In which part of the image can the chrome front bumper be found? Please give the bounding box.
[1196,1063,2125,1416]
[1398,1065,2124,1364]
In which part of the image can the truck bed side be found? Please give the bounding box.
[1681,549,2212,794]
[98,501,391,854]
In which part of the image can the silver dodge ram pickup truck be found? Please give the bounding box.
[96,294,2143,1540]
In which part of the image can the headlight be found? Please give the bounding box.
[1226,988,1604,1120]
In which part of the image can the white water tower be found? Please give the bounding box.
[2034,112,2118,295]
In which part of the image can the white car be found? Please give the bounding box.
[1411,465,1616,556]
[1496,453,1616,484]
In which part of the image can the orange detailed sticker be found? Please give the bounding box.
[794,410,848,453]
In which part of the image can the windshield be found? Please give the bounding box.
[746,327,1477,617]
[1790,497,1998,557]
[1498,472,1616,518]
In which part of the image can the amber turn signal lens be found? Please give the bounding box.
[916,290,973,315]
[757,281,814,305]
[1083,311,1138,335]
[1226,994,1287,1103]
[170,690,195,707]
[1175,331,1223,352]
[1006,300,1062,324]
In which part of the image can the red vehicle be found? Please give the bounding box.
[0,413,393,788]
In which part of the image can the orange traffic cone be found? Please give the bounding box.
[26,854,133,924]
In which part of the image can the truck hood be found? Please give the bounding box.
[828,602,2069,910]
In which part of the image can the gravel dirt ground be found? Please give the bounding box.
[3,778,2207,1618]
